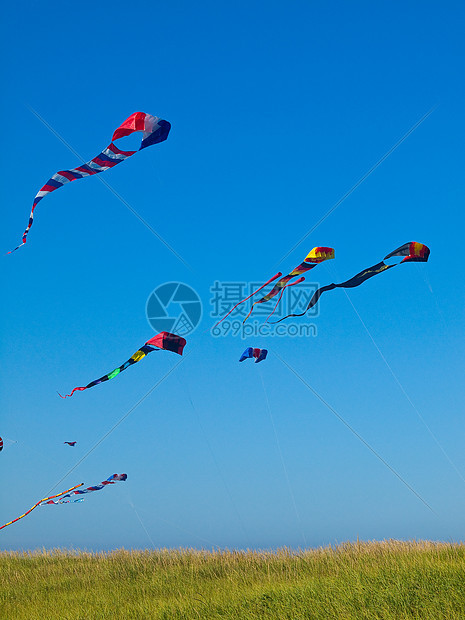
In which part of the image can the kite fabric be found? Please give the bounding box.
[42,498,84,505]
[239,347,268,363]
[272,242,430,323]
[243,247,335,323]
[59,331,186,398]
[64,442,77,447]
[211,247,335,329]
[0,483,84,530]
[8,111,171,253]
[42,474,127,504]
[0,437,17,452]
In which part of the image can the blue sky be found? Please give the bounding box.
[1,0,465,550]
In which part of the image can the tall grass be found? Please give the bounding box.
[1,540,465,619]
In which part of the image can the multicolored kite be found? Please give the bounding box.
[9,112,171,253]
[59,332,186,398]
[42,498,84,505]
[0,437,2,452]
[0,483,84,530]
[64,442,77,447]
[212,247,335,328]
[239,347,268,363]
[272,242,430,323]
[42,474,127,504]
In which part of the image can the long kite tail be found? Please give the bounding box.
[57,387,86,399]
[8,112,171,253]
[0,483,84,531]
[270,283,337,324]
[211,272,282,331]
[269,241,430,324]
[58,344,157,398]
[264,277,306,323]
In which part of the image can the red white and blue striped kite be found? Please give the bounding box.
[9,112,171,253]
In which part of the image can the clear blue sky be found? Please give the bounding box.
[1,0,465,550]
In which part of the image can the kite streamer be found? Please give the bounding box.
[0,483,84,530]
[8,111,171,253]
[239,347,268,363]
[272,242,430,323]
[211,272,283,330]
[42,498,84,505]
[43,474,127,504]
[243,247,335,323]
[212,247,334,329]
[59,332,186,398]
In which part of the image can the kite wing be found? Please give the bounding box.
[9,112,171,253]
[272,242,430,323]
[239,347,268,363]
[59,332,186,398]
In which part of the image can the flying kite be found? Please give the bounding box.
[59,332,186,398]
[9,112,171,253]
[0,437,17,452]
[0,483,84,530]
[239,347,268,363]
[43,474,127,504]
[64,442,77,447]
[272,242,430,323]
[42,498,84,505]
[212,247,335,328]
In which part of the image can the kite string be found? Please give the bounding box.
[126,489,157,549]
[176,371,253,549]
[323,259,465,487]
[130,499,220,549]
[340,287,465,487]
[273,351,436,515]
[210,272,282,331]
[258,367,308,548]
[275,105,436,266]
[47,354,189,495]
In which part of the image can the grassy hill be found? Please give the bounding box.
[1,540,465,619]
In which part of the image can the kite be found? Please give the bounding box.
[244,247,335,323]
[0,437,17,452]
[59,332,186,398]
[42,474,127,504]
[0,483,84,530]
[212,247,335,329]
[42,498,84,505]
[272,242,430,323]
[239,347,268,363]
[64,442,77,447]
[8,111,171,253]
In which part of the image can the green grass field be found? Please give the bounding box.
[1,540,465,619]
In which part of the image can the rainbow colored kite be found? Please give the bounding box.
[59,332,186,398]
